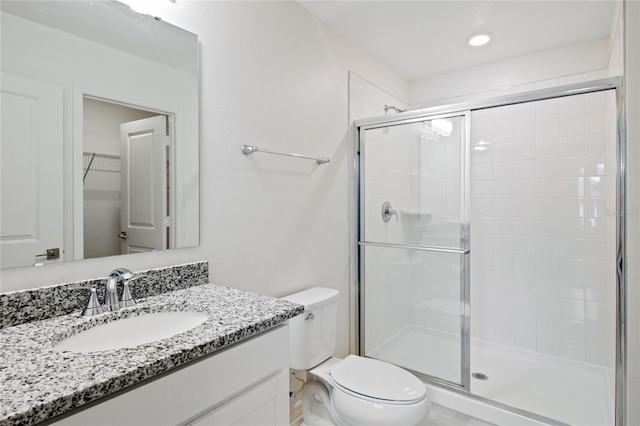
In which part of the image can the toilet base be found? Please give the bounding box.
[301,357,430,426]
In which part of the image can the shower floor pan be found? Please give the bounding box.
[368,325,614,426]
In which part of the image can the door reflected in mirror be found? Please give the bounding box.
[83,98,171,260]
[0,0,199,269]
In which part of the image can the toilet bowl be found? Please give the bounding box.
[283,288,430,426]
[304,356,430,425]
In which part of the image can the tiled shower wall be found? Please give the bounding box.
[470,90,617,367]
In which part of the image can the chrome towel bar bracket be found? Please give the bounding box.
[241,145,330,165]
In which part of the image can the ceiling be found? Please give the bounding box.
[298,1,620,82]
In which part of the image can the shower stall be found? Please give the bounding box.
[355,78,623,425]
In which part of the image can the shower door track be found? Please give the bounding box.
[355,76,626,426]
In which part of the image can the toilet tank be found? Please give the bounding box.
[282,287,339,370]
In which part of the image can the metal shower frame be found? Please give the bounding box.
[353,76,625,426]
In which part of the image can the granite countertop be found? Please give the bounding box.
[0,284,304,426]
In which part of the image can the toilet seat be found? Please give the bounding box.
[329,355,426,404]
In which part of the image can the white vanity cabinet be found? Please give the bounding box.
[52,325,290,426]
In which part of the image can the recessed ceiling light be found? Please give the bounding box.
[468,34,491,47]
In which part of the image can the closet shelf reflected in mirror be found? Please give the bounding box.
[82,152,121,183]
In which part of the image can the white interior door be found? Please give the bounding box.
[1,73,64,268]
[120,115,167,254]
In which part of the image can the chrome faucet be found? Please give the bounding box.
[104,268,146,311]
[73,268,146,316]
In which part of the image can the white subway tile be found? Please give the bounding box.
[513,160,536,179]
[584,155,615,176]
[535,98,560,120]
[493,254,514,272]
[537,314,560,337]
[559,94,586,116]
[558,197,585,218]
[559,135,586,157]
[560,114,586,137]
[493,106,515,125]
[585,91,610,113]
[513,291,538,312]
[513,139,536,160]
[558,157,585,177]
[538,295,560,317]
[536,118,560,139]
[472,180,493,198]
[493,180,514,198]
[535,158,560,178]
[472,145,493,163]
[492,217,515,235]
[514,255,536,274]
[557,177,584,197]
[561,339,586,361]
[585,239,607,261]
[534,237,559,256]
[559,278,586,300]
[535,138,560,159]
[471,109,493,128]
[586,323,614,346]
[586,301,615,326]
[561,319,586,342]
[514,236,536,255]
[536,256,560,276]
[536,275,559,297]
[584,281,615,304]
[492,142,514,162]
[560,298,585,321]
[538,335,561,356]
[535,197,559,217]
[472,198,493,216]
[558,258,585,280]
[493,161,514,180]
[494,125,515,144]
[473,162,493,180]
[585,133,607,157]
[586,343,613,366]
[514,198,536,217]
[557,218,585,238]
[493,235,514,254]
[513,102,536,123]
[514,273,538,293]
[535,178,559,197]
[556,238,585,259]
[585,112,607,134]
[514,121,536,141]
[515,330,538,351]
[493,198,514,216]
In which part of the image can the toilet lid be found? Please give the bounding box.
[330,355,426,403]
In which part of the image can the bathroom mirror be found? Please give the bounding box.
[0,0,199,269]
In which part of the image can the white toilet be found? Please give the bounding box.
[283,287,430,426]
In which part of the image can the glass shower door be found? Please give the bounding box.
[359,113,470,387]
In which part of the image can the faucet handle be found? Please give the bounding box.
[70,286,104,317]
[119,274,146,308]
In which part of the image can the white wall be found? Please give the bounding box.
[0,1,408,360]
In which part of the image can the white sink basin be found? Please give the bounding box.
[54,311,209,353]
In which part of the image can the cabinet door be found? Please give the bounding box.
[190,371,287,426]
